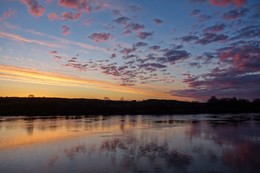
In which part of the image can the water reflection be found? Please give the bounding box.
[0,114,260,173]
[26,124,34,135]
[64,144,86,159]
[48,155,58,167]
[99,133,192,172]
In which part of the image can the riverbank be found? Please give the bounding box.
[0,97,259,115]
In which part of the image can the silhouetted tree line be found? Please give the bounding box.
[0,96,259,116]
[206,96,260,113]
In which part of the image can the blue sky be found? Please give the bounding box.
[0,0,259,101]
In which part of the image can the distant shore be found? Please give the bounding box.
[0,97,259,116]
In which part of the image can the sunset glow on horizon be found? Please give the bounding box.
[0,0,259,101]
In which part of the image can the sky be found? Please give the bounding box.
[0,0,259,101]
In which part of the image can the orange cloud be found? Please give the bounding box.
[0,64,159,97]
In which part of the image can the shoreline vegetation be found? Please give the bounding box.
[0,96,259,116]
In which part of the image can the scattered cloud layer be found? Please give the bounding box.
[169,41,260,100]
[222,8,249,20]
[0,64,152,96]
[0,31,61,48]
[48,12,81,20]
[1,0,259,100]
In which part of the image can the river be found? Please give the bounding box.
[0,114,259,173]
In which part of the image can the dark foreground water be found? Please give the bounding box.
[0,114,260,173]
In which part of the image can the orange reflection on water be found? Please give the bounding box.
[0,116,128,150]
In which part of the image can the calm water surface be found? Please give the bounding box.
[0,114,260,173]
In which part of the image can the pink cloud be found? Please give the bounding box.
[190,0,247,7]
[48,12,80,20]
[48,12,59,20]
[59,0,80,8]
[120,47,135,55]
[1,9,15,20]
[218,45,260,73]
[20,0,45,16]
[88,32,111,42]
[59,0,91,13]
[137,32,153,40]
[209,0,246,7]
[49,50,58,54]
[62,12,80,20]
[62,25,70,35]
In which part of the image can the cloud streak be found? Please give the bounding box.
[0,31,62,48]
[1,25,109,53]
[0,64,154,96]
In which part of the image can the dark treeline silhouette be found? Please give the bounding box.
[0,96,259,115]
